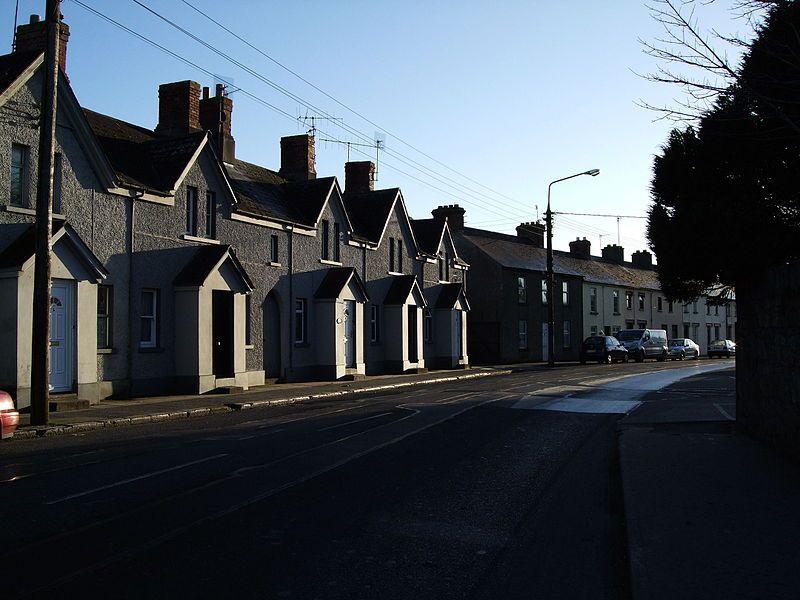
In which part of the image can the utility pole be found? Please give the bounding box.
[30,0,61,426]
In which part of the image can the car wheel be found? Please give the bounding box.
[695,351,700,360]
[680,351,685,361]
[605,352,612,364]
[623,354,629,363]
[635,351,644,363]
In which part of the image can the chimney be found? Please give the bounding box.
[601,244,625,264]
[632,250,653,269]
[155,80,202,137]
[14,13,70,73]
[432,205,466,232]
[344,161,375,194]
[515,221,545,247]
[280,134,316,182]
[199,84,236,163]
[569,237,591,259]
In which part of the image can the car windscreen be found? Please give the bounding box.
[669,339,685,346]
[583,336,605,345]
[616,330,644,341]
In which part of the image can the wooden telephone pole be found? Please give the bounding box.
[30,0,61,426]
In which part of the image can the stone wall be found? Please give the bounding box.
[736,261,800,462]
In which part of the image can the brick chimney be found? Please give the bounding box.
[280,134,316,182]
[569,237,591,259]
[155,80,202,137]
[515,222,545,247]
[601,244,625,264]
[631,250,653,269]
[14,13,70,73]
[432,205,466,232]
[344,161,375,194]
[199,84,236,163]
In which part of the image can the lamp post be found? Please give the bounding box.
[545,168,600,367]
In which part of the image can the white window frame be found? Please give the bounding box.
[562,281,569,306]
[613,290,620,314]
[370,305,379,342]
[424,308,433,343]
[518,320,528,350]
[294,298,307,344]
[205,190,217,238]
[10,143,29,207]
[518,276,527,304]
[186,187,198,236]
[140,289,158,348]
[589,287,597,313]
[97,284,113,349]
[270,234,279,263]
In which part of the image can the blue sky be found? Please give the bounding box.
[3,0,752,257]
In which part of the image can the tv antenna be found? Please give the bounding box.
[298,110,343,136]
[317,134,386,179]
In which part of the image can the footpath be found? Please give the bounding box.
[619,368,800,600]
[8,365,516,440]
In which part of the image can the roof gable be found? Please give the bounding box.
[173,245,254,292]
[435,282,471,311]
[314,267,369,302]
[384,275,427,306]
[343,188,399,243]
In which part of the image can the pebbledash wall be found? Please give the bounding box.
[736,262,800,462]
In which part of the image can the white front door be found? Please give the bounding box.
[50,280,75,392]
[343,300,356,368]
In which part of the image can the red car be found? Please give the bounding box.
[0,390,20,439]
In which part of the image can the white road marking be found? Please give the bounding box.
[317,411,394,432]
[45,453,228,505]
[714,402,735,421]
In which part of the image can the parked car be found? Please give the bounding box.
[668,338,701,360]
[580,335,629,364]
[616,329,669,362]
[708,339,736,358]
[0,390,19,439]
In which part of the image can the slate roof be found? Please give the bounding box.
[314,267,369,301]
[173,244,254,291]
[0,221,107,279]
[0,50,40,95]
[83,109,205,194]
[383,274,426,306]
[435,282,470,311]
[410,219,444,256]
[226,159,335,227]
[458,228,661,290]
[343,188,399,243]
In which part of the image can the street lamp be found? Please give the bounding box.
[545,168,600,367]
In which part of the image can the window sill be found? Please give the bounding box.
[590,311,598,315]
[613,312,621,316]
[319,259,342,266]
[294,342,309,348]
[2,205,65,218]
[245,344,254,350]
[387,271,404,276]
[138,346,164,353]
[180,234,220,245]
[268,261,282,268]
[97,348,116,355]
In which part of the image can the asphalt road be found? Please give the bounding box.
[0,359,735,599]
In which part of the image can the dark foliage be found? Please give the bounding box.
[648,2,800,301]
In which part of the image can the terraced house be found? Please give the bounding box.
[0,15,470,409]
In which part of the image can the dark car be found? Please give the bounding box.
[580,335,629,364]
[668,338,701,360]
[708,339,736,358]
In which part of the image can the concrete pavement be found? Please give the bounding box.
[619,367,800,599]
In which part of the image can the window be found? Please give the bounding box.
[638,293,645,311]
[186,187,198,235]
[692,323,699,341]
[562,281,569,306]
[692,300,698,314]
[444,250,449,281]
[97,285,113,349]
[626,320,635,329]
[637,320,647,329]
[424,309,433,342]
[245,294,252,346]
[657,297,663,312]
[389,238,395,272]
[604,325,612,335]
[683,324,690,338]
[53,153,62,214]
[613,290,620,314]
[563,320,571,349]
[683,303,689,314]
[438,256,446,282]
[518,320,528,350]
[714,305,719,316]
[590,287,597,313]
[205,191,216,238]
[140,289,158,348]
[294,298,307,343]
[590,325,598,336]
[672,324,679,339]
[333,222,340,262]
[668,301,674,313]
[706,303,711,316]
[714,324,720,340]
[518,277,527,304]
[541,280,548,305]
[321,219,330,260]
[10,144,28,207]
[611,325,620,335]
[370,305,380,342]
[270,234,279,263]
[626,291,633,310]
[397,240,403,273]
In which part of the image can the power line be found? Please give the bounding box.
[553,211,647,219]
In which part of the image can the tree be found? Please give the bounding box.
[648,1,800,301]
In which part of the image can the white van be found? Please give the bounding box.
[616,329,668,362]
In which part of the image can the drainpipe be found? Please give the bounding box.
[126,188,144,397]
[287,227,293,380]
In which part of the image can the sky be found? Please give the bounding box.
[2,0,755,258]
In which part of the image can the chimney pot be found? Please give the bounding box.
[15,13,70,73]
[30,14,40,24]
[515,221,545,247]
[432,204,466,232]
[569,237,591,259]
[631,250,654,269]
[156,80,202,137]
[199,83,236,162]
[601,244,625,264]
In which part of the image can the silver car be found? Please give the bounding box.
[668,338,700,360]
